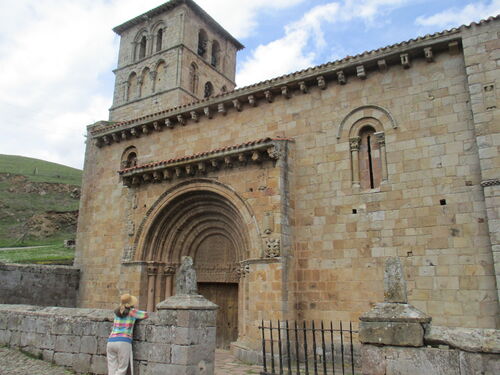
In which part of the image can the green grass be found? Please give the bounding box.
[0,243,74,264]
[0,154,82,185]
[0,154,82,248]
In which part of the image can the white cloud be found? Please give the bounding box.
[236,0,411,87]
[0,0,306,169]
[416,0,500,28]
[195,0,306,39]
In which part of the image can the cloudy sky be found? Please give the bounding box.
[0,0,499,169]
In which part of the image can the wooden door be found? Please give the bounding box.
[198,283,238,349]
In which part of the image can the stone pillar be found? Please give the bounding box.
[359,257,431,375]
[350,137,361,187]
[374,131,387,182]
[146,263,157,311]
[156,256,218,375]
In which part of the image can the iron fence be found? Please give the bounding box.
[259,320,358,375]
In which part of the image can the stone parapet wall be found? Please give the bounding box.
[0,264,79,307]
[362,326,500,375]
[0,302,217,375]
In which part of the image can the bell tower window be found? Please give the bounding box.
[204,82,213,98]
[198,29,208,57]
[156,29,163,52]
[139,36,147,59]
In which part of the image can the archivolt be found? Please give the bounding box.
[336,105,397,139]
[133,179,260,262]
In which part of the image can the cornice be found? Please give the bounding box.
[117,137,292,187]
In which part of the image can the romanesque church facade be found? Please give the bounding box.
[76,0,500,359]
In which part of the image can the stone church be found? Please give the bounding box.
[76,0,500,359]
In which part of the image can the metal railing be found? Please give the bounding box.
[259,320,358,375]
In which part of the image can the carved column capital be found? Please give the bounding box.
[267,142,286,160]
[374,131,385,146]
[349,137,361,151]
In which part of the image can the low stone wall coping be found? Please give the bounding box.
[425,326,500,354]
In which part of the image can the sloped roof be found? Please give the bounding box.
[113,0,244,50]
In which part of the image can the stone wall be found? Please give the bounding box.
[0,263,79,307]
[361,326,500,375]
[0,300,217,375]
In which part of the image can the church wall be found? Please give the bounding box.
[78,28,499,342]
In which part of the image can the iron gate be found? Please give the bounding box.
[259,320,358,375]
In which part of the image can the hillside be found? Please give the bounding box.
[0,154,82,248]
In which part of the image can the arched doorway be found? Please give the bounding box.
[138,188,250,349]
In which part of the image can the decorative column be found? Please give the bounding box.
[156,256,218,375]
[374,131,388,181]
[164,264,176,299]
[350,137,361,187]
[154,263,165,308]
[146,263,158,312]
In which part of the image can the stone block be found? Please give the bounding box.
[0,329,11,345]
[97,337,108,355]
[147,325,173,343]
[42,349,54,362]
[55,335,81,353]
[148,342,171,363]
[52,319,73,335]
[385,346,460,375]
[53,352,74,367]
[20,332,37,347]
[133,341,156,361]
[81,335,98,354]
[91,354,108,375]
[35,318,53,334]
[459,351,500,375]
[361,345,386,375]
[37,333,55,350]
[171,344,213,365]
[73,353,92,373]
[359,321,425,347]
[96,321,113,337]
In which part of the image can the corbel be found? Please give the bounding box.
[95,138,103,148]
[218,103,227,116]
[299,81,308,94]
[232,99,242,112]
[197,162,207,173]
[142,173,152,183]
[185,165,195,175]
[356,65,366,79]
[337,70,346,85]
[211,159,220,169]
[190,111,199,122]
[281,86,291,99]
[317,76,326,90]
[153,171,162,182]
[131,176,141,186]
[175,167,182,178]
[123,176,132,187]
[103,135,111,145]
[238,153,247,164]
[251,151,262,163]
[400,53,410,69]
[112,133,120,143]
[377,59,387,72]
[248,95,257,107]
[165,118,174,129]
[121,131,129,140]
[163,169,172,180]
[130,128,140,138]
[448,41,459,55]
[424,47,434,62]
[224,156,233,167]
[177,114,186,126]
[142,125,150,134]
[264,90,273,103]
[204,106,213,119]
[153,121,162,131]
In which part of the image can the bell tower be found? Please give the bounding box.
[109,0,243,122]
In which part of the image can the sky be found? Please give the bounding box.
[0,0,499,170]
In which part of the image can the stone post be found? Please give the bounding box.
[156,256,218,375]
[359,257,431,374]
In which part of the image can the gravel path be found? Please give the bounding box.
[0,346,75,375]
[0,346,260,375]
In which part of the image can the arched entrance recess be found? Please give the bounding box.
[135,180,259,348]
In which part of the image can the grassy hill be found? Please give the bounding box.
[0,154,82,251]
[0,154,82,185]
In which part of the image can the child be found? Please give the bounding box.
[107,294,148,375]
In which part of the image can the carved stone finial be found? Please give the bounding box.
[175,256,198,295]
[384,257,408,303]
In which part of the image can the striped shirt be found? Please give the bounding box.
[108,308,148,343]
